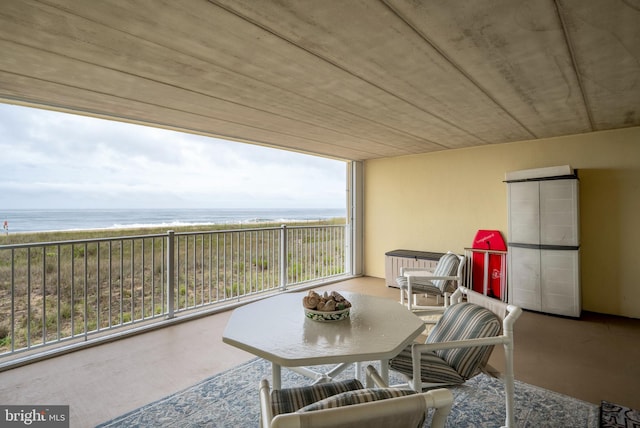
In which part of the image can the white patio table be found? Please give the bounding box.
[222,291,424,389]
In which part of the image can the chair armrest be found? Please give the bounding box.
[259,379,274,428]
[447,288,464,305]
[365,365,389,388]
[271,388,453,428]
[405,274,459,281]
[412,336,510,354]
[400,267,433,275]
[504,305,522,328]
[412,307,446,317]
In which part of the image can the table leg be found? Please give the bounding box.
[272,362,281,390]
[287,363,352,385]
[290,366,325,383]
[380,359,389,384]
[321,362,351,383]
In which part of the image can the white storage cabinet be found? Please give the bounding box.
[506,166,581,317]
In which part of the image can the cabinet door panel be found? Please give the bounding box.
[540,180,579,246]
[508,246,541,311]
[508,182,540,244]
[540,250,580,317]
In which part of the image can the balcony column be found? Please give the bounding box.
[166,230,175,319]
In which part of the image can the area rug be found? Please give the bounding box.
[97,358,599,427]
[600,400,640,427]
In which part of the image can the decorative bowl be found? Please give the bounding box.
[304,307,350,322]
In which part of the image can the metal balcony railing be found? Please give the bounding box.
[0,224,349,364]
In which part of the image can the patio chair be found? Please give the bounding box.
[389,286,522,428]
[396,251,465,310]
[259,365,453,428]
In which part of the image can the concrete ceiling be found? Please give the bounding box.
[1,0,639,161]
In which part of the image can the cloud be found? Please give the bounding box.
[0,104,346,209]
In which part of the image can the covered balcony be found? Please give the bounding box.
[1,1,640,426]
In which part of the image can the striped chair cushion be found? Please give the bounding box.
[427,302,501,379]
[430,252,461,293]
[297,388,417,413]
[395,252,460,295]
[389,302,501,385]
[389,346,465,385]
[271,379,363,415]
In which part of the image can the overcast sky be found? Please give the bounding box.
[0,103,346,210]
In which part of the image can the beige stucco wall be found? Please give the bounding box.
[363,126,640,319]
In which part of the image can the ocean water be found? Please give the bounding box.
[0,208,346,234]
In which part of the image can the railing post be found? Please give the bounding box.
[345,223,351,275]
[166,230,175,319]
[280,224,287,290]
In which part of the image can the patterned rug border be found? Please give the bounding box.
[98,357,599,427]
[600,400,640,427]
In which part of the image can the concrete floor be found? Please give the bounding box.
[0,276,638,427]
